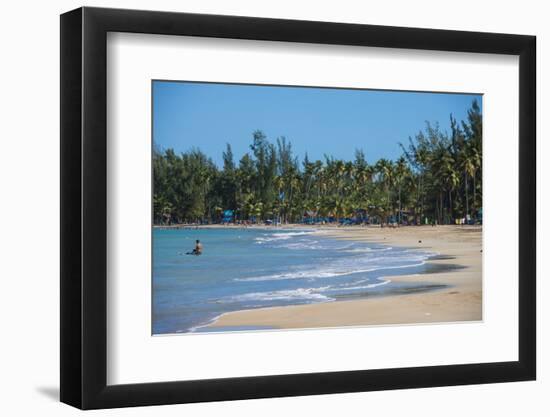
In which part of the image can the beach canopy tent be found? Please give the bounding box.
[222,210,234,223]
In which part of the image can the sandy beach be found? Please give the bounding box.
[205,225,482,330]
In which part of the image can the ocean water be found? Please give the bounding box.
[152,227,442,334]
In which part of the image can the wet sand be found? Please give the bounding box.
[205,225,482,330]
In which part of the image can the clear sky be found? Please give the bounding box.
[153,81,482,167]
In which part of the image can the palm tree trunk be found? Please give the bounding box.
[473,170,477,214]
[464,169,469,219]
[448,190,453,224]
[387,184,391,222]
[421,173,425,223]
[398,185,402,226]
[417,174,422,224]
[439,192,443,224]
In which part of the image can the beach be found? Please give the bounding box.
[204,225,482,330]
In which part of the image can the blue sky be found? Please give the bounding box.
[153,81,482,167]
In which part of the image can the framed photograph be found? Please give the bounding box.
[60,7,536,409]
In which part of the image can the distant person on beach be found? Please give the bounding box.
[188,239,203,255]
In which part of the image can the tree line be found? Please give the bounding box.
[153,100,482,226]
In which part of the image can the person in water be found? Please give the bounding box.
[190,239,203,255]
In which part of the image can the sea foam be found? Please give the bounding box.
[153,227,438,334]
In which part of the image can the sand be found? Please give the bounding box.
[206,225,482,330]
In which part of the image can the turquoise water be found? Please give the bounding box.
[152,228,441,334]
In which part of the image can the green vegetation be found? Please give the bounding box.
[153,100,481,226]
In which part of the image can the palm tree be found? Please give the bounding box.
[375,159,394,222]
[470,144,481,214]
[152,100,482,226]
[436,149,459,223]
[459,144,476,219]
[394,157,408,225]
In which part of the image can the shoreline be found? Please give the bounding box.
[202,225,482,331]
[154,223,353,230]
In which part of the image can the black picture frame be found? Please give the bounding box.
[60,6,536,410]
